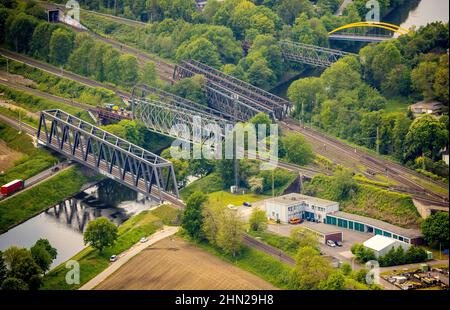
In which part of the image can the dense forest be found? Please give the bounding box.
[288,22,449,179]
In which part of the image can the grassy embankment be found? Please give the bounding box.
[305,174,421,228]
[0,57,122,106]
[0,120,57,184]
[41,204,181,290]
[0,166,101,233]
[0,85,93,123]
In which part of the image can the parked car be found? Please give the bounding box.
[140,237,148,243]
[335,241,343,247]
[289,217,302,225]
[243,202,252,207]
[109,255,118,262]
[326,240,336,247]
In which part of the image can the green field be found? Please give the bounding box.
[248,230,299,257]
[0,166,100,233]
[0,120,57,185]
[180,172,225,200]
[42,204,179,290]
[206,190,268,209]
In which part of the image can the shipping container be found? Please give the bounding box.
[1,179,24,196]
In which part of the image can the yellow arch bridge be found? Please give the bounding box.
[329,21,410,43]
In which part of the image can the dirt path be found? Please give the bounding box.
[94,237,277,290]
[0,140,23,172]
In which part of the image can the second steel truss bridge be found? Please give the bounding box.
[173,60,291,121]
[279,40,357,68]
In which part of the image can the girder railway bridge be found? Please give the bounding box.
[37,109,181,205]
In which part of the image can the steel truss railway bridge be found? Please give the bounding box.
[174,60,291,122]
[37,109,181,204]
[279,40,357,68]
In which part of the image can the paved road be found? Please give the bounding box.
[79,226,179,290]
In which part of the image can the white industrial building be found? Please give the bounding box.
[363,235,411,258]
[265,193,339,223]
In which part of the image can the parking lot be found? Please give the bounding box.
[267,221,374,265]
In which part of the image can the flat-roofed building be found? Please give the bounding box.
[301,222,343,244]
[409,101,444,116]
[265,193,339,223]
[363,235,411,258]
[325,211,423,245]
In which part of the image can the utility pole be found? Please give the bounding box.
[232,93,239,192]
[272,169,274,198]
[6,57,9,74]
[18,110,22,134]
[376,125,380,155]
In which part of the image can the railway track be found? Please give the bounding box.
[39,1,175,83]
[282,119,449,204]
[242,234,295,265]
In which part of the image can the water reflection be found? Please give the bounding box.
[0,180,157,268]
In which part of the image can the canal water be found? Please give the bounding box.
[0,179,158,268]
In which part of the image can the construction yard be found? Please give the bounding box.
[94,237,277,290]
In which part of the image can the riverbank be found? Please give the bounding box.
[0,166,102,233]
[41,204,180,290]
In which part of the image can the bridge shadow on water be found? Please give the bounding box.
[44,179,149,233]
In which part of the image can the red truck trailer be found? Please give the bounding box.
[1,179,24,197]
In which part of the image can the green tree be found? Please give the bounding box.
[170,75,207,104]
[318,271,346,290]
[421,212,449,247]
[381,64,411,97]
[411,60,439,100]
[246,57,276,89]
[83,217,118,254]
[434,55,449,103]
[182,192,208,240]
[1,277,28,290]
[6,13,38,52]
[30,239,57,274]
[49,28,74,65]
[282,132,314,166]
[140,62,157,85]
[340,262,352,276]
[288,77,324,122]
[30,23,58,61]
[290,227,320,249]
[291,13,329,47]
[118,54,139,87]
[249,208,267,231]
[289,246,332,290]
[351,244,376,263]
[3,247,42,288]
[275,0,314,25]
[404,115,448,161]
[176,37,221,68]
[0,250,7,286]
[216,210,244,257]
[331,169,358,201]
[103,48,121,85]
[370,43,403,88]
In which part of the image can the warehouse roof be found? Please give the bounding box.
[363,235,399,252]
[330,211,422,239]
[267,193,338,207]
